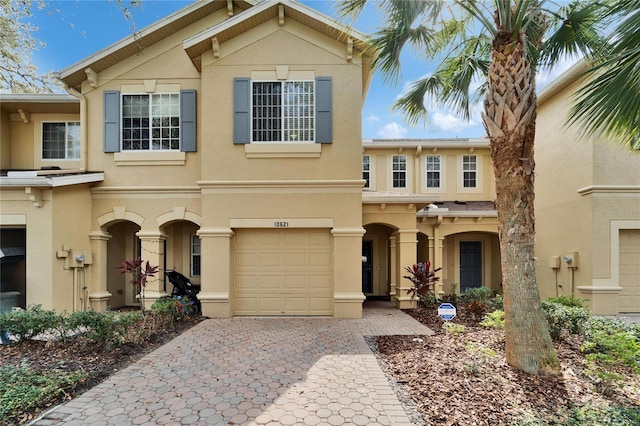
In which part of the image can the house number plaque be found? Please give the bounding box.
[273,221,289,228]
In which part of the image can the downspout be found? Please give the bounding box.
[64,85,87,172]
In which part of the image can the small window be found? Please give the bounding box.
[252,81,315,142]
[462,155,477,188]
[191,235,201,277]
[426,155,441,188]
[122,93,180,151]
[362,155,371,188]
[42,122,80,159]
[392,155,407,188]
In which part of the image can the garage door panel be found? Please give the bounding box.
[619,230,640,313]
[234,229,332,316]
[284,253,307,267]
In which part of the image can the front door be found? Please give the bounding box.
[362,241,373,294]
[460,241,482,292]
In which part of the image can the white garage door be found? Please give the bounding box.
[619,229,640,313]
[234,229,333,315]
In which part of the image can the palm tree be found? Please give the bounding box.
[568,0,640,147]
[339,0,610,375]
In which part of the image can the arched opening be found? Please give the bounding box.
[362,223,398,300]
[106,221,141,309]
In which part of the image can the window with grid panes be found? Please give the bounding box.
[42,122,80,159]
[392,155,407,188]
[252,81,314,142]
[191,235,201,276]
[426,155,441,188]
[362,155,371,188]
[462,155,477,188]
[122,93,180,150]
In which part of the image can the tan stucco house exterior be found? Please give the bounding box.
[1,1,638,317]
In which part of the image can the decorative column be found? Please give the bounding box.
[331,227,367,318]
[389,235,397,301]
[395,228,419,309]
[88,230,112,312]
[136,230,169,309]
[429,235,446,295]
[197,227,234,318]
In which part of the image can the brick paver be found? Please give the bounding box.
[31,301,432,425]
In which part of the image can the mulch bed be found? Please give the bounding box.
[370,306,640,425]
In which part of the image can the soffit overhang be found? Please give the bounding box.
[56,0,256,90]
[0,93,79,114]
[183,0,374,96]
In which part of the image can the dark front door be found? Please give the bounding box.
[362,241,373,294]
[460,241,482,292]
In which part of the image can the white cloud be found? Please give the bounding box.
[366,114,380,123]
[377,122,408,139]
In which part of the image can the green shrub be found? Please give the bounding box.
[582,317,639,372]
[488,293,504,311]
[541,300,590,340]
[0,305,63,343]
[565,404,640,425]
[480,310,505,329]
[151,296,198,324]
[459,286,493,304]
[0,362,84,423]
[66,310,144,350]
[546,295,586,308]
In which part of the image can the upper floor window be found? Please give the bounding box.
[252,81,314,142]
[42,122,80,160]
[191,235,201,277]
[362,155,371,188]
[122,93,179,151]
[426,155,441,188]
[462,155,477,188]
[392,155,407,188]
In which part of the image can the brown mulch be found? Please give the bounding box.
[371,306,640,425]
[0,315,203,425]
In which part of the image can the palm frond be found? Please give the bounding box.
[393,74,445,125]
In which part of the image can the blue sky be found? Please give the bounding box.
[27,0,575,139]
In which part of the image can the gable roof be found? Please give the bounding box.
[57,0,255,90]
[183,0,373,94]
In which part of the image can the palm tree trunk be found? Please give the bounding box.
[482,33,560,375]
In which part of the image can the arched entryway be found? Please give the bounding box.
[362,223,397,300]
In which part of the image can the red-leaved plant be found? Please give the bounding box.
[404,261,442,300]
[118,257,159,311]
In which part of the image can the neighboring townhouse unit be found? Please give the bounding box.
[534,61,640,315]
[361,139,501,308]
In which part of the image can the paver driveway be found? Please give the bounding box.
[33,302,433,425]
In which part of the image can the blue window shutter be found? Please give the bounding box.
[315,77,332,144]
[233,78,251,144]
[180,89,197,152]
[103,91,120,152]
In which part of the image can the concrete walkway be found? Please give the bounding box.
[32,301,433,425]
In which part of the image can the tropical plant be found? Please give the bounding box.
[568,0,640,147]
[117,257,159,311]
[403,261,441,300]
[339,0,613,375]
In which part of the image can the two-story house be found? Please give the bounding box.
[1,0,373,318]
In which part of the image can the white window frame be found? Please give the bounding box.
[251,80,315,143]
[392,155,407,189]
[425,155,442,189]
[191,235,201,277]
[121,92,180,151]
[462,155,478,189]
[42,121,80,160]
[362,155,371,189]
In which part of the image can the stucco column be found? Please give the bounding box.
[389,235,397,301]
[197,227,234,318]
[395,229,419,309]
[136,230,169,309]
[88,230,112,312]
[331,227,366,318]
[429,235,446,295]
